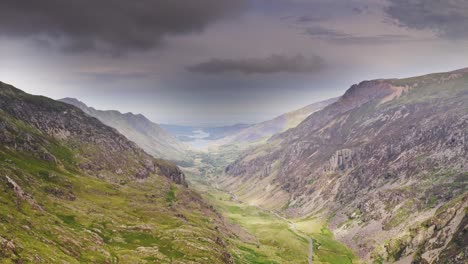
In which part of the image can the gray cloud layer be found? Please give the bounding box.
[386,0,468,39]
[0,0,248,53]
[186,54,325,74]
[305,26,412,44]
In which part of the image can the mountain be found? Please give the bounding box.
[0,82,243,263]
[59,98,190,164]
[212,97,338,147]
[222,69,468,263]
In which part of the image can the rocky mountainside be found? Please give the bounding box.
[59,98,190,164]
[222,69,468,263]
[0,82,249,263]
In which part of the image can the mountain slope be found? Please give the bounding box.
[222,69,468,263]
[213,97,338,147]
[59,98,190,164]
[0,82,243,263]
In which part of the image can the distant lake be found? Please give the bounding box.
[188,129,212,149]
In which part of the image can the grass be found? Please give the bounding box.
[0,163,234,262]
[234,245,277,264]
[0,113,235,263]
[165,184,177,205]
[194,183,359,264]
[383,200,415,230]
[293,217,358,264]
[199,186,309,263]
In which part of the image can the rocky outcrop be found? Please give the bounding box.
[154,159,187,186]
[5,176,44,211]
[0,236,18,259]
[371,195,467,263]
[326,149,354,171]
[436,211,468,263]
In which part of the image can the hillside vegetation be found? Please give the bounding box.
[0,82,245,263]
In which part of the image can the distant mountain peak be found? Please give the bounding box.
[61,97,152,122]
[60,97,88,108]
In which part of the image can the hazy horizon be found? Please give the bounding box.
[3,65,466,127]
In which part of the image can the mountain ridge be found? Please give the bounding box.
[59,97,190,164]
[214,97,339,146]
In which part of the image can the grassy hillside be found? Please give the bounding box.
[0,82,243,263]
[0,156,230,263]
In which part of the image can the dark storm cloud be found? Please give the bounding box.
[78,71,150,82]
[386,0,468,39]
[186,54,325,75]
[305,26,413,45]
[0,0,248,53]
[284,1,372,24]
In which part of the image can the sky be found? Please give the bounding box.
[1,0,468,126]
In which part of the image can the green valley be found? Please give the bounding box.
[193,183,359,264]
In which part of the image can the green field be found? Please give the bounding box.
[293,217,358,264]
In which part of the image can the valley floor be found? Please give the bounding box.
[185,159,359,264]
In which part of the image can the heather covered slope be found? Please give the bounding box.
[222,69,468,263]
[59,97,190,164]
[0,82,241,263]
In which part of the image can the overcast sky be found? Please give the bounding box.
[1,0,468,125]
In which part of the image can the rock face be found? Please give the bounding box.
[0,82,186,185]
[223,69,468,262]
[59,97,190,164]
[327,149,354,171]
